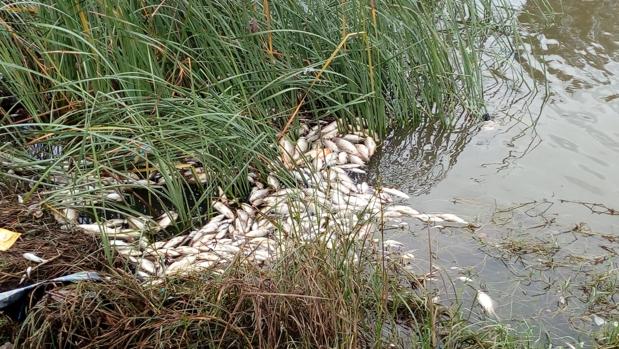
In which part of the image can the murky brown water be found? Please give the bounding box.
[371,0,618,345]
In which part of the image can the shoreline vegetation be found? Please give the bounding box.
[0,0,616,348]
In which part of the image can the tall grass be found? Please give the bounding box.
[0,0,508,128]
[0,0,515,225]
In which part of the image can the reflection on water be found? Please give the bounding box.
[367,115,477,196]
[519,0,619,88]
[371,0,619,345]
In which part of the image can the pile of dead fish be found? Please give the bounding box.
[52,121,469,280]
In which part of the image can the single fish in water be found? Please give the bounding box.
[437,213,468,224]
[381,187,410,200]
[476,291,499,319]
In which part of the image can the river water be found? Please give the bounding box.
[370,0,618,345]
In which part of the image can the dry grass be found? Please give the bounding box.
[0,187,107,292]
[12,247,430,348]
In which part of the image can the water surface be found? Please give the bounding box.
[370,0,618,344]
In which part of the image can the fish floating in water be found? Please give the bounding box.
[476,290,499,319]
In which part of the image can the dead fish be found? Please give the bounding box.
[188,172,208,184]
[163,235,188,249]
[115,247,144,257]
[382,210,403,218]
[322,139,339,152]
[338,179,358,193]
[412,214,443,223]
[63,208,78,223]
[174,246,200,255]
[296,137,309,153]
[476,291,499,319]
[245,228,269,238]
[335,163,364,170]
[131,257,158,275]
[334,138,359,156]
[321,121,338,134]
[342,134,364,143]
[152,241,167,249]
[383,240,404,248]
[387,205,419,216]
[108,239,130,247]
[152,248,181,258]
[127,216,151,230]
[456,276,473,283]
[214,244,240,254]
[347,168,366,175]
[267,175,280,190]
[331,192,369,208]
[302,148,332,161]
[355,223,375,239]
[348,154,365,166]
[592,314,607,326]
[437,213,468,224]
[193,234,216,246]
[197,223,218,235]
[312,157,324,171]
[381,187,410,200]
[427,216,444,223]
[165,255,197,275]
[240,204,256,217]
[213,202,235,219]
[359,182,370,194]
[194,260,216,269]
[196,252,220,261]
[321,129,337,139]
[364,136,377,157]
[249,188,271,204]
[23,252,47,264]
[105,192,123,202]
[215,228,228,240]
[305,129,320,142]
[78,224,121,235]
[157,211,178,229]
[324,151,338,165]
[234,216,247,235]
[236,209,250,223]
[105,219,126,228]
[337,151,348,164]
[355,144,370,162]
[279,138,295,156]
[253,250,271,261]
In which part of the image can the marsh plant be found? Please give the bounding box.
[0,0,516,221]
